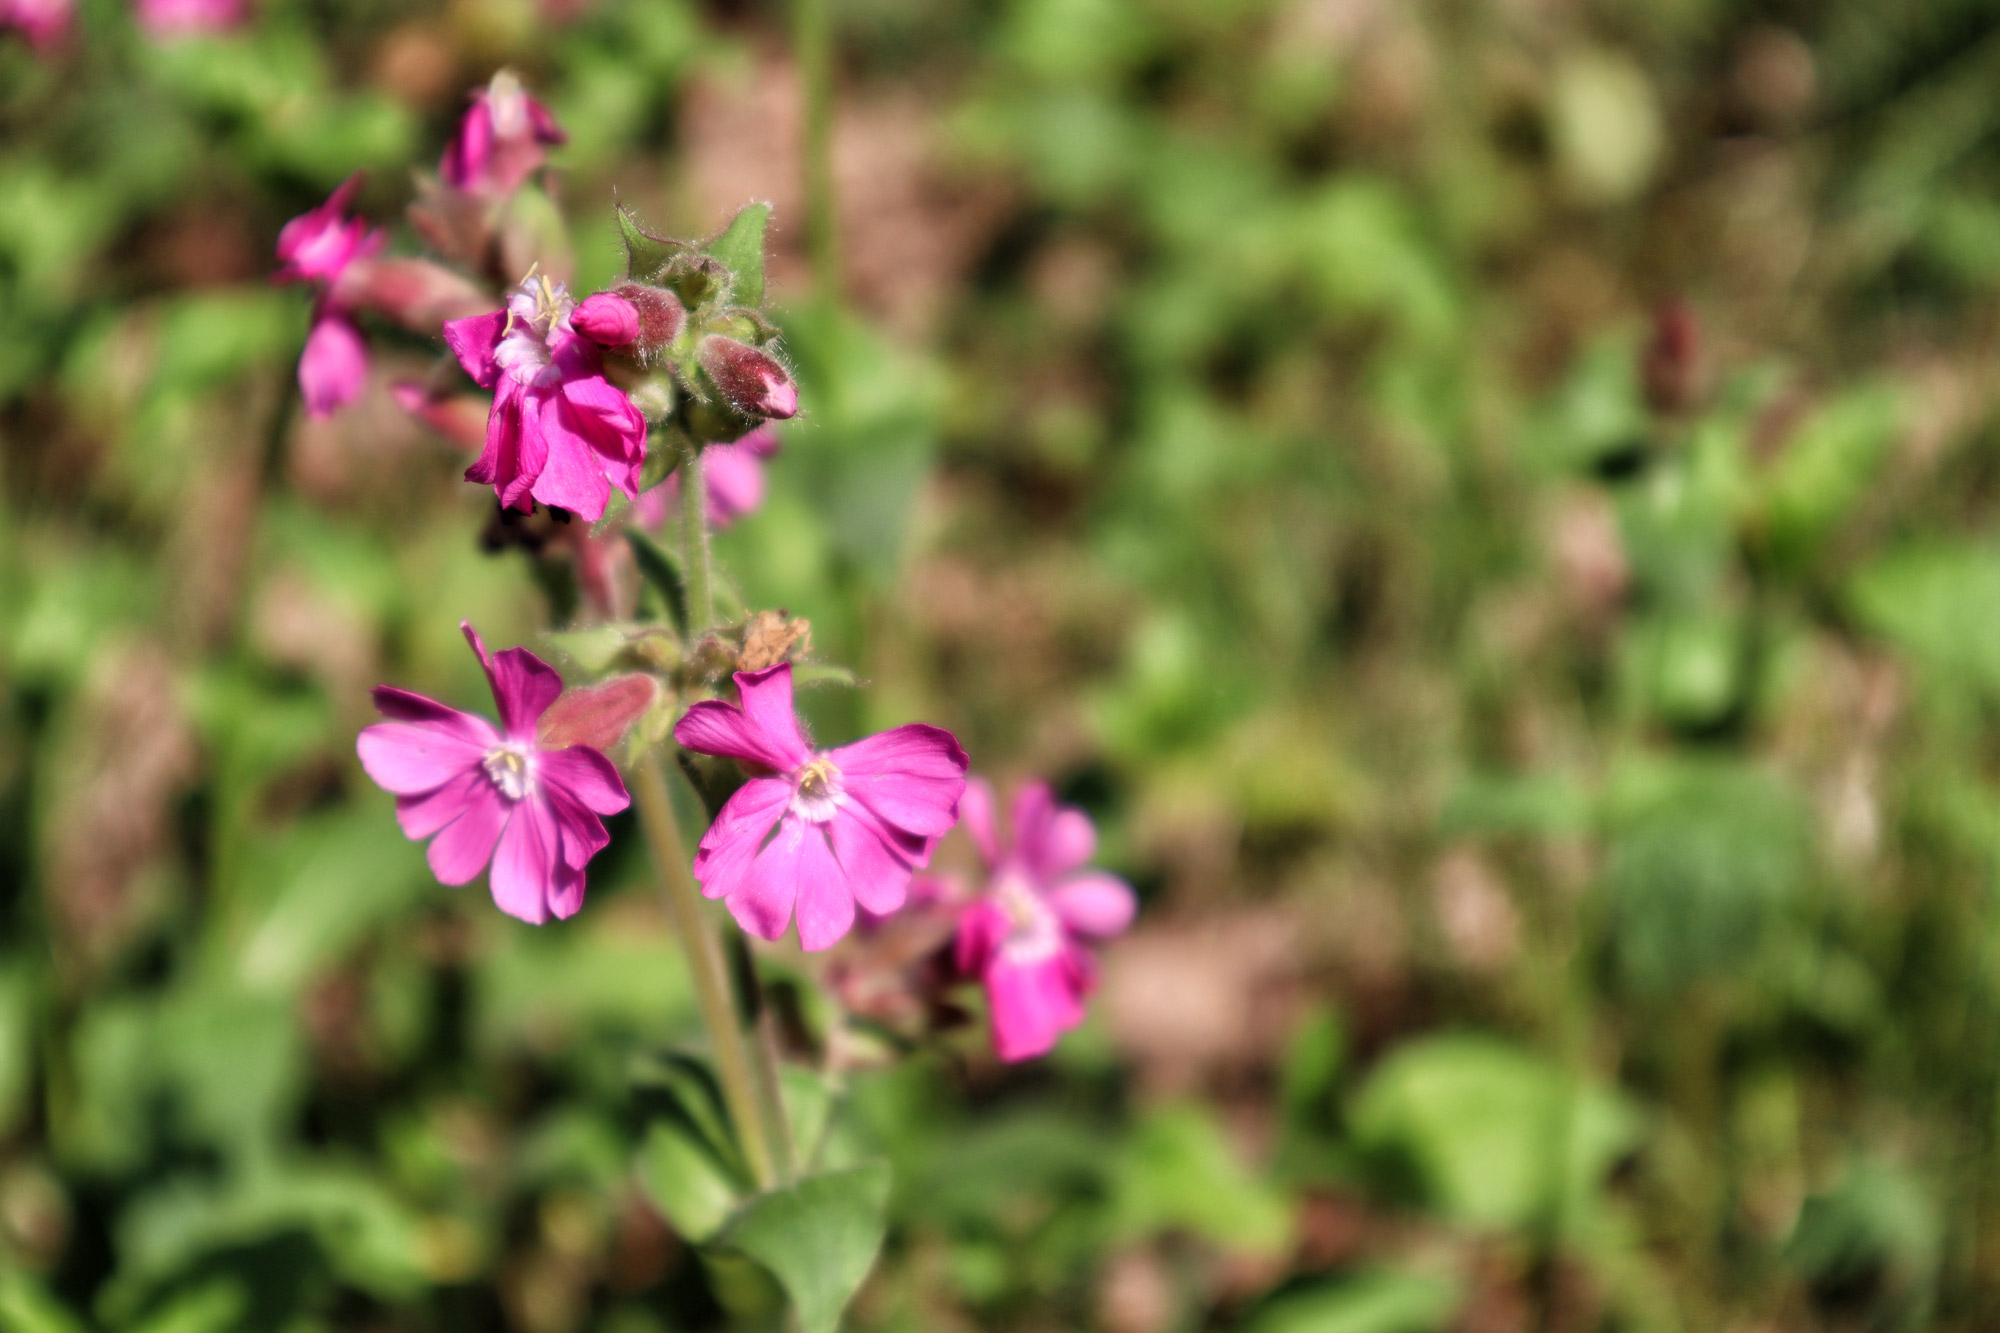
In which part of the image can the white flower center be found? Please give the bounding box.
[482,745,534,801]
[994,869,1062,961]
[790,756,844,824]
[495,271,574,388]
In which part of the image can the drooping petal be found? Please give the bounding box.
[690,777,790,903]
[828,808,915,917]
[299,312,368,418]
[547,857,587,920]
[461,622,563,739]
[443,310,507,390]
[538,746,630,815]
[827,723,968,837]
[984,951,1087,1063]
[727,814,807,941]
[357,721,485,795]
[1050,873,1137,939]
[395,768,491,840]
[552,364,648,492]
[528,386,614,520]
[792,825,855,952]
[489,792,561,923]
[426,788,509,885]
[957,775,1000,867]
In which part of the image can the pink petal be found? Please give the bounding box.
[462,622,563,739]
[793,824,855,952]
[544,785,609,870]
[827,811,910,917]
[985,951,1087,1062]
[703,439,768,525]
[728,814,808,941]
[426,788,509,885]
[958,776,1000,866]
[553,368,647,491]
[673,666,810,772]
[395,768,491,840]
[299,312,367,418]
[443,310,506,390]
[357,721,485,795]
[827,723,968,838]
[538,746,630,815]
[548,858,587,920]
[1011,783,1096,877]
[1050,873,1136,939]
[691,777,790,903]
[369,686,499,747]
[528,396,614,521]
[490,794,560,923]
[955,899,1009,976]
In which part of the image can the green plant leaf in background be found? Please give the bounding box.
[1245,1269,1460,1333]
[724,1163,893,1333]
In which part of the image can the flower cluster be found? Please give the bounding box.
[3,0,242,49]
[330,66,1128,1072]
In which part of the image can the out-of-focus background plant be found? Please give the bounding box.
[7,0,2000,1329]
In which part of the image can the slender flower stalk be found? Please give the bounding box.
[629,754,780,1191]
[679,432,713,631]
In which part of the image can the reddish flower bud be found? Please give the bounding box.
[1641,298,1703,416]
[537,673,658,752]
[572,292,640,348]
[330,257,490,333]
[612,283,686,351]
[698,336,798,420]
[392,381,490,452]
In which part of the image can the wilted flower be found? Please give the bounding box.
[634,425,780,530]
[440,69,566,198]
[443,273,648,522]
[0,0,70,49]
[133,0,244,37]
[357,622,630,924]
[274,174,385,418]
[954,779,1136,1062]
[674,663,969,951]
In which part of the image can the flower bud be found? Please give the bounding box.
[698,336,798,420]
[331,257,490,332]
[612,283,686,352]
[571,292,640,348]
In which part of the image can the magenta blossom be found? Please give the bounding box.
[954,779,1135,1062]
[634,425,781,530]
[1,0,68,47]
[134,0,244,36]
[274,174,385,418]
[674,664,969,951]
[440,69,566,197]
[357,622,630,924]
[444,274,648,522]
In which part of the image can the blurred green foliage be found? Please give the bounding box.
[8,0,2000,1330]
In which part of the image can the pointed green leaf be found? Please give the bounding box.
[627,529,690,636]
[704,202,772,307]
[618,204,685,281]
[638,1121,746,1243]
[725,1163,891,1333]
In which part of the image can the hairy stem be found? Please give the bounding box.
[679,435,713,631]
[630,754,776,1191]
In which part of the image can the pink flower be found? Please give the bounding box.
[357,622,630,924]
[953,779,1136,1062]
[134,0,245,37]
[444,274,648,522]
[440,70,566,197]
[634,425,781,530]
[0,0,71,49]
[674,664,969,951]
[274,175,385,418]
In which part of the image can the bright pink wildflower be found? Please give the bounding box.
[357,622,629,925]
[634,425,780,530]
[444,274,648,522]
[274,174,385,418]
[134,0,245,36]
[954,779,1136,1062]
[0,0,71,49]
[674,664,969,951]
[440,70,566,197]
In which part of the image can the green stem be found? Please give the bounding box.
[679,435,713,631]
[795,0,838,295]
[630,754,777,1191]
